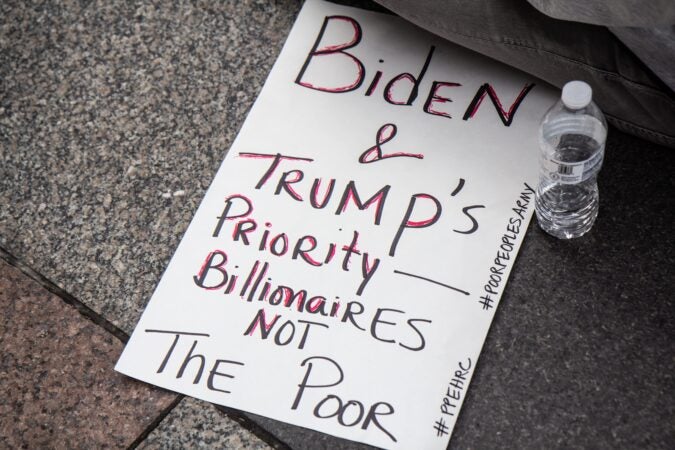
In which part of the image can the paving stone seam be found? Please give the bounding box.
[0,246,292,448]
[127,395,185,450]
[0,245,130,344]
[0,245,190,448]
[215,405,293,450]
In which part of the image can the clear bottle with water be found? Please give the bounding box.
[535,81,607,239]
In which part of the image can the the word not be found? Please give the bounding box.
[243,308,330,349]
[243,301,432,352]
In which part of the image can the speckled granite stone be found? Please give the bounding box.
[0,259,177,448]
[246,413,377,450]
[139,398,272,450]
[0,0,302,334]
[1,0,673,449]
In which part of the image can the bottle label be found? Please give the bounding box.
[542,151,603,184]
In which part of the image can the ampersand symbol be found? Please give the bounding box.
[358,123,424,164]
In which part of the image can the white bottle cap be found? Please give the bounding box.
[562,80,592,109]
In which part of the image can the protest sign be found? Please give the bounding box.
[116,1,556,447]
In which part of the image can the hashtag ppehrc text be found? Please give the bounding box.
[478,183,534,310]
[433,358,473,437]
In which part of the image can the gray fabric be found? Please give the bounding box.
[376,0,675,148]
[526,0,675,26]
[610,26,675,92]
[526,0,675,92]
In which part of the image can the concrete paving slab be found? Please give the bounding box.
[139,397,273,450]
[0,259,177,448]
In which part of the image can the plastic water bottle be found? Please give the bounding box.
[535,81,607,239]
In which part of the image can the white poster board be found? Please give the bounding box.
[116,1,556,448]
